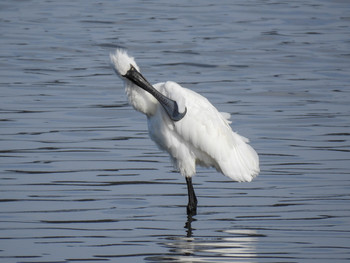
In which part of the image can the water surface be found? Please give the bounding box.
[1,0,350,262]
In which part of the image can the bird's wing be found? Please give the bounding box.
[161,81,259,182]
[219,112,232,124]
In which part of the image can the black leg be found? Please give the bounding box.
[186,177,197,216]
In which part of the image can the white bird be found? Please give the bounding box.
[110,49,259,215]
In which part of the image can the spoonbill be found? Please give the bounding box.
[110,49,259,215]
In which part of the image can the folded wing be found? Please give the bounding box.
[161,81,260,182]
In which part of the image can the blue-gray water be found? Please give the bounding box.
[1,0,350,262]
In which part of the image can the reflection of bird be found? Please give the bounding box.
[110,49,259,215]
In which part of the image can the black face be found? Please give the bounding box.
[123,65,187,122]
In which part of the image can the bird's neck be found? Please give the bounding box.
[125,81,158,117]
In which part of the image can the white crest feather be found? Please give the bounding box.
[110,49,140,76]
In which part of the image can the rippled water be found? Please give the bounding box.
[1,0,350,262]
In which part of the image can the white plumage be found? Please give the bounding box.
[110,49,259,214]
[149,81,259,182]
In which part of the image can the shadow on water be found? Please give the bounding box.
[146,215,259,262]
[185,215,196,238]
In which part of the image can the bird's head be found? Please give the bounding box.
[110,49,187,122]
[110,49,140,78]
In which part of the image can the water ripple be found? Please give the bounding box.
[1,0,350,262]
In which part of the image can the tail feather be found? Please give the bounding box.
[220,134,260,182]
